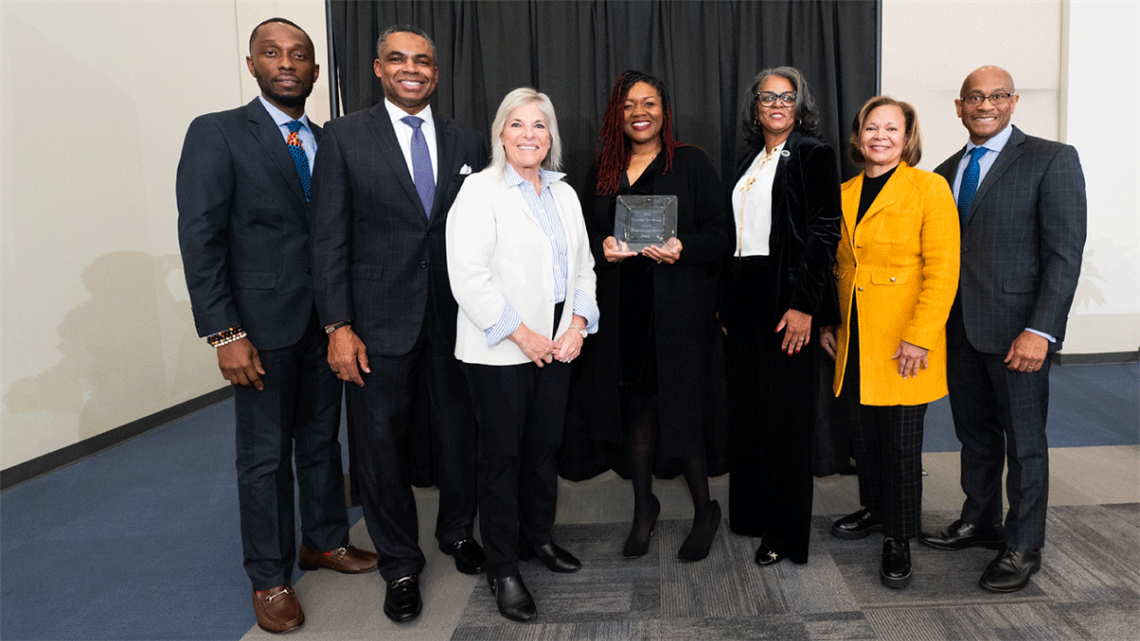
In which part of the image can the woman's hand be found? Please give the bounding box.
[819,326,837,360]
[509,323,557,367]
[642,237,682,264]
[776,309,812,355]
[603,236,638,263]
[553,315,587,363]
[892,339,929,379]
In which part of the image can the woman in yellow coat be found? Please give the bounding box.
[820,96,959,589]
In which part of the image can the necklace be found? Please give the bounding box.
[736,146,780,255]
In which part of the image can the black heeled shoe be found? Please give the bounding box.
[487,574,537,622]
[677,500,721,561]
[519,539,581,573]
[623,495,661,558]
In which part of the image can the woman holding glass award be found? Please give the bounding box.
[579,70,733,562]
[719,67,842,567]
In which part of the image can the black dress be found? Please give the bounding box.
[720,132,842,563]
[561,146,734,479]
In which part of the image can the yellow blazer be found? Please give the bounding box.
[834,162,960,405]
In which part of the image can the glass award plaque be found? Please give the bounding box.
[613,195,678,252]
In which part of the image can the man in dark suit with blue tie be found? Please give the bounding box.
[309,24,488,623]
[176,18,377,634]
[919,66,1086,593]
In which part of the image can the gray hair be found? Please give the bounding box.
[489,87,563,175]
[376,24,436,59]
[741,66,823,146]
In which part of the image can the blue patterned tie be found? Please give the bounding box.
[957,146,987,223]
[401,115,435,217]
[285,120,311,203]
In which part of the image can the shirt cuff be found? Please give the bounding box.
[572,290,600,334]
[1025,328,1056,343]
[485,302,522,347]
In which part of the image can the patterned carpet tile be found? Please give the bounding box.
[451,505,1140,641]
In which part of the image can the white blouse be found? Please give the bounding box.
[731,142,784,257]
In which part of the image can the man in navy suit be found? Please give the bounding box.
[176,18,376,634]
[309,24,488,623]
[919,66,1086,593]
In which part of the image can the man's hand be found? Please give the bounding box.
[891,339,929,379]
[776,309,812,355]
[217,337,265,390]
[1005,331,1048,372]
[327,325,370,386]
[509,323,556,367]
[642,237,683,265]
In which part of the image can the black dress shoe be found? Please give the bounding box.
[383,574,422,623]
[980,548,1041,593]
[623,494,661,558]
[918,519,1005,550]
[487,574,537,622]
[831,508,883,540]
[754,541,785,566]
[880,537,912,589]
[441,537,485,575]
[520,540,581,573]
[677,500,721,562]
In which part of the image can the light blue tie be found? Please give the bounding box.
[401,115,435,217]
[957,146,987,223]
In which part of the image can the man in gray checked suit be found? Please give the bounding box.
[918,66,1086,593]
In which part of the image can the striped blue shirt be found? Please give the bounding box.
[483,165,600,346]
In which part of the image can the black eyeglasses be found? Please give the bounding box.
[962,92,1015,106]
[757,91,797,107]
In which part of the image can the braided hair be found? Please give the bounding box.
[595,71,678,195]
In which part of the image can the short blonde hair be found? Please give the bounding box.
[848,96,922,167]
[489,87,563,174]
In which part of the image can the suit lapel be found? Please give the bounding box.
[431,113,456,224]
[770,130,800,222]
[367,104,427,219]
[840,173,862,249]
[247,98,306,205]
[968,126,1025,221]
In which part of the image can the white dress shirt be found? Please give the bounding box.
[384,98,438,183]
[732,142,784,256]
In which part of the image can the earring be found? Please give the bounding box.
[795,119,802,127]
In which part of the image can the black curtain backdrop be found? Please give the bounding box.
[328,0,877,484]
[330,0,878,190]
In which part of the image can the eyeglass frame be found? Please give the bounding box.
[756,91,798,107]
[960,92,1016,106]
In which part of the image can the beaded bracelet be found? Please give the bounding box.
[208,326,247,347]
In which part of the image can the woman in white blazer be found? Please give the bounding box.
[446,88,598,623]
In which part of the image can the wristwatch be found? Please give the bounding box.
[569,324,587,339]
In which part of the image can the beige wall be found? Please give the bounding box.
[1,0,327,470]
[881,0,1139,354]
[2,1,1136,471]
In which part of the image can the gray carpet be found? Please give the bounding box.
[450,505,1140,640]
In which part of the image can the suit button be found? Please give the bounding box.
[890,276,896,282]
[426,230,432,237]
[420,261,428,268]
[305,268,312,275]
[857,287,864,291]
[856,245,862,249]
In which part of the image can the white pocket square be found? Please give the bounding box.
[460,164,473,175]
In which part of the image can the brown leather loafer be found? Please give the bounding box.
[298,544,378,574]
[252,585,304,634]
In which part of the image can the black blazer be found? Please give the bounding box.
[309,103,487,356]
[725,130,842,327]
[934,125,1086,353]
[176,98,320,351]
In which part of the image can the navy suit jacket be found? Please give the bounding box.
[176,98,320,351]
[309,102,487,356]
[934,125,1086,354]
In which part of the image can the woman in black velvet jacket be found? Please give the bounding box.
[719,66,842,566]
